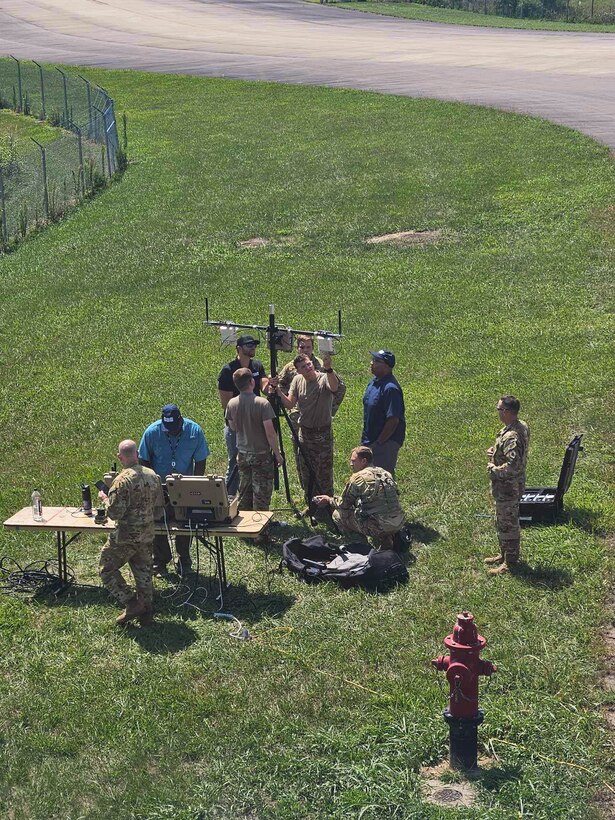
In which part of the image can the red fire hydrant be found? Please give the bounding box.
[432,611,496,769]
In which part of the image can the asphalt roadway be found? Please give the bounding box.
[0,0,614,147]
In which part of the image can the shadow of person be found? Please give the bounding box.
[510,560,573,590]
[126,619,198,654]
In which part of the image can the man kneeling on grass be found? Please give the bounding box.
[313,446,405,550]
[225,367,283,511]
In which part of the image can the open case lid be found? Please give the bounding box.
[556,434,584,499]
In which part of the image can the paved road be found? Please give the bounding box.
[1,0,614,147]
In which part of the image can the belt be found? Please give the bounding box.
[301,424,331,433]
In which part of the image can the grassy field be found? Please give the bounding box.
[0,65,614,818]
[316,0,615,30]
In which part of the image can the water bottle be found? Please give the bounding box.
[31,489,43,522]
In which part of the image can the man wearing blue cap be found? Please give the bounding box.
[361,350,405,477]
[138,404,209,575]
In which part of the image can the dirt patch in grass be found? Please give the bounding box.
[420,759,480,809]
[366,229,444,246]
[237,236,295,248]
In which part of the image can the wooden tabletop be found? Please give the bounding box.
[4,507,273,538]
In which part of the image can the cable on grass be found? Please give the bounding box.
[488,737,615,795]
[0,555,75,594]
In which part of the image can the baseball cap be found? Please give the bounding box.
[237,335,259,347]
[161,404,183,432]
[370,350,396,368]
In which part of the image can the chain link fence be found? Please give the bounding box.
[0,58,123,250]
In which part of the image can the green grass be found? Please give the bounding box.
[0,109,58,159]
[0,64,614,818]
[316,0,615,30]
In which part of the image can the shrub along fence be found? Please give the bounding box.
[0,58,124,250]
[328,0,615,23]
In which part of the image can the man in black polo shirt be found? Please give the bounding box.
[218,335,269,495]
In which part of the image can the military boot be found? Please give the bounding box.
[484,548,505,566]
[138,601,155,627]
[487,539,520,575]
[116,595,146,626]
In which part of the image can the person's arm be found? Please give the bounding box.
[277,383,297,410]
[263,419,283,466]
[488,434,523,479]
[192,427,210,476]
[137,431,151,469]
[322,354,339,393]
[373,384,402,444]
[219,389,234,411]
[225,403,237,432]
[375,416,400,445]
[105,481,129,521]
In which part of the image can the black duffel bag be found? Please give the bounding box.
[281,534,408,589]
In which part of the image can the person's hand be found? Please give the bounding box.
[274,452,284,467]
[269,376,279,389]
[486,447,494,459]
[322,353,332,369]
[98,490,108,501]
[313,495,331,508]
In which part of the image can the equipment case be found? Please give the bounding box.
[519,434,583,523]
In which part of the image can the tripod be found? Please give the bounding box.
[204,301,341,517]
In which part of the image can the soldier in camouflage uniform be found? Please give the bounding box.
[277,335,346,492]
[485,395,530,575]
[313,446,406,550]
[275,353,339,504]
[98,440,163,626]
[225,368,283,510]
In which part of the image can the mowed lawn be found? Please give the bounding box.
[0,68,614,819]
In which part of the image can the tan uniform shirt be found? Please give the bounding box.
[289,372,333,429]
[226,392,276,454]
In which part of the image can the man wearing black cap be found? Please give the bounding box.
[361,350,405,477]
[138,404,209,575]
[218,335,269,496]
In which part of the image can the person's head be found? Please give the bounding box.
[497,395,520,425]
[161,404,183,436]
[236,335,259,360]
[350,445,373,473]
[296,335,313,357]
[294,353,316,380]
[370,349,395,379]
[233,367,255,392]
[117,439,138,467]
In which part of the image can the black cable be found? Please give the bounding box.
[0,554,75,593]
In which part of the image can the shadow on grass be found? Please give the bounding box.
[125,618,198,654]
[565,506,608,537]
[408,521,441,546]
[512,561,573,590]
[478,763,523,791]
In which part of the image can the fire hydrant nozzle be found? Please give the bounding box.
[432,611,496,770]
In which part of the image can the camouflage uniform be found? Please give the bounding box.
[279,355,346,493]
[488,419,530,564]
[298,426,335,501]
[237,451,275,511]
[331,466,405,550]
[99,464,162,606]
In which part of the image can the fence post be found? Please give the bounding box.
[9,55,22,112]
[78,75,94,139]
[31,138,49,220]
[55,67,70,127]
[33,60,46,119]
[75,126,85,195]
[0,166,8,247]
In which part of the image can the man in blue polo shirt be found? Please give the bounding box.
[361,350,405,477]
[139,404,209,575]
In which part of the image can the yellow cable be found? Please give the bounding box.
[488,737,615,796]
